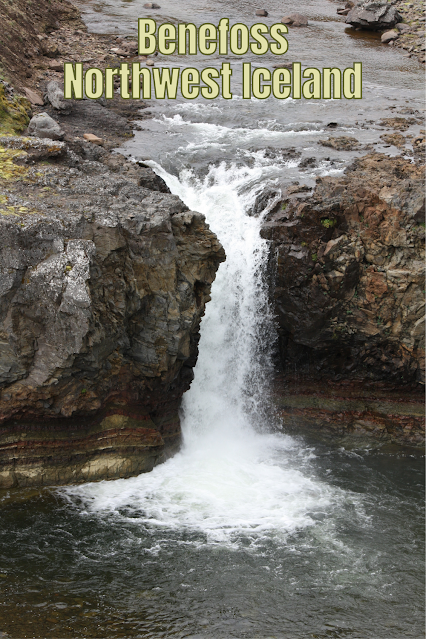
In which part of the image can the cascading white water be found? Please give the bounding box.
[66,157,343,545]
[158,161,278,439]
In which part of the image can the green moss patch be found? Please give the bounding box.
[0,85,31,136]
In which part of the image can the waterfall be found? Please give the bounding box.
[66,156,339,546]
[155,161,278,442]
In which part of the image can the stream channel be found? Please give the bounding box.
[0,0,424,637]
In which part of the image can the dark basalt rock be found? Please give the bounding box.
[0,136,225,488]
[262,153,425,445]
[345,1,402,31]
[262,153,425,384]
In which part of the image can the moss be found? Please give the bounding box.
[281,201,288,210]
[320,218,336,229]
[0,146,29,180]
[0,84,31,136]
[311,253,317,261]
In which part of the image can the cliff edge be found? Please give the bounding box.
[0,136,225,487]
[262,153,425,446]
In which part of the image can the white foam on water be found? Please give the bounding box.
[154,113,325,146]
[64,156,347,546]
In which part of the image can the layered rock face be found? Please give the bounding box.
[0,137,225,487]
[262,154,425,445]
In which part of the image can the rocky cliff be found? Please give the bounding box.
[262,153,425,446]
[0,136,225,487]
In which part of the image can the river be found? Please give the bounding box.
[0,0,424,637]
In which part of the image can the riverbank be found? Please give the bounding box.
[392,0,425,63]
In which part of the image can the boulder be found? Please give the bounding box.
[28,112,65,140]
[110,47,129,56]
[396,22,411,33]
[345,1,402,31]
[287,13,308,26]
[46,80,71,114]
[123,40,139,55]
[381,30,398,43]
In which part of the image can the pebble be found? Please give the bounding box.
[255,9,268,16]
[111,48,129,56]
[83,133,104,146]
[144,3,160,8]
[146,59,155,66]
[48,60,63,72]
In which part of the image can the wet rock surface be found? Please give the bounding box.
[319,136,363,151]
[262,154,425,445]
[274,376,424,447]
[0,135,225,488]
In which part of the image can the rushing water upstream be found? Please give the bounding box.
[0,0,424,637]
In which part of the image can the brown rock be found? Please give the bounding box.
[365,272,388,302]
[381,30,399,43]
[111,48,129,56]
[274,376,424,447]
[255,9,268,16]
[319,136,361,151]
[281,16,294,24]
[41,41,60,58]
[83,133,104,145]
[380,132,406,148]
[22,87,44,106]
[48,60,64,72]
[124,40,139,54]
[287,13,308,27]
[378,117,420,131]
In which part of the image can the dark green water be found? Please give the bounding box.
[0,443,424,638]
